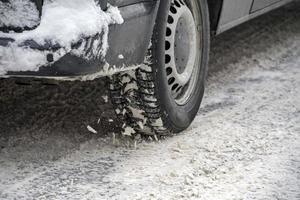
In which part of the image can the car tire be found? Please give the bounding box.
[110,0,210,136]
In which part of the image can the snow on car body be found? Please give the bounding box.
[0,0,157,79]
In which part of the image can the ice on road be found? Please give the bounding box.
[0,2,299,200]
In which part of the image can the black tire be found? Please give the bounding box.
[110,0,210,136]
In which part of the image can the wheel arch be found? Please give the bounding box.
[206,0,223,34]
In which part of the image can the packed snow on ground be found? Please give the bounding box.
[0,0,123,75]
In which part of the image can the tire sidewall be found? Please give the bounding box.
[151,0,210,132]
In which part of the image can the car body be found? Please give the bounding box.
[0,0,294,79]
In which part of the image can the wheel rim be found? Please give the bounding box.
[165,0,202,105]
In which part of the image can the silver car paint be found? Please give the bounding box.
[216,0,293,33]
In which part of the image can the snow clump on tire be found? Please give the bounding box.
[109,52,170,138]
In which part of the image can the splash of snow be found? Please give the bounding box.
[118,54,124,59]
[87,125,97,134]
[102,95,109,103]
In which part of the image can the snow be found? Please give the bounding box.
[0,2,299,200]
[118,54,124,59]
[0,0,40,28]
[102,95,109,103]
[0,0,123,75]
[87,125,97,134]
[128,106,145,122]
[123,126,136,136]
[0,44,66,75]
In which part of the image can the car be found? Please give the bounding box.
[0,0,294,135]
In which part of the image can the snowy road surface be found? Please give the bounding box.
[0,2,300,200]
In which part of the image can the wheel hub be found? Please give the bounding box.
[174,16,191,74]
[165,0,199,105]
